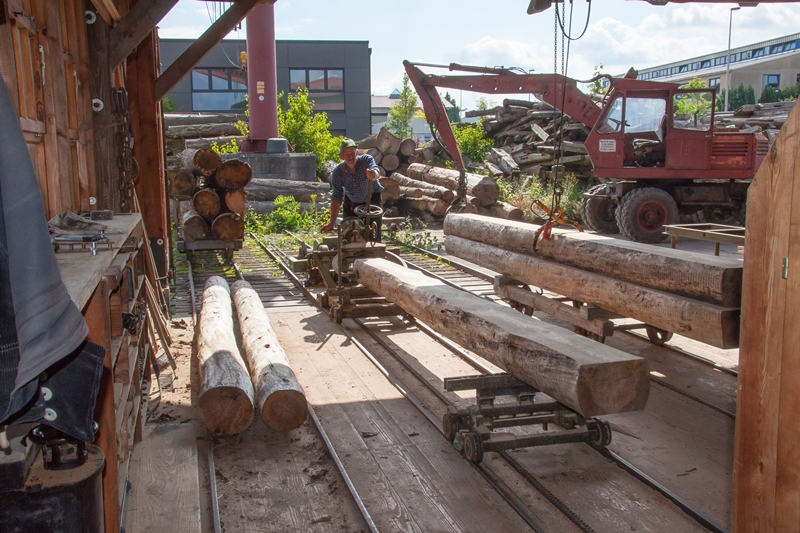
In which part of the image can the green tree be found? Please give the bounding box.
[759,85,781,103]
[386,74,417,138]
[781,81,800,101]
[162,94,176,112]
[444,92,461,123]
[278,88,341,179]
[720,84,757,111]
[588,64,605,96]
[675,77,713,124]
[452,123,492,164]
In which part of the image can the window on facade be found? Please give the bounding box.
[701,60,711,69]
[288,69,345,110]
[763,74,780,89]
[671,67,678,74]
[786,41,797,51]
[770,44,784,54]
[680,65,689,73]
[753,48,765,58]
[708,78,720,89]
[191,68,247,112]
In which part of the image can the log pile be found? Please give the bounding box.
[169,148,249,244]
[354,257,650,418]
[164,113,246,155]
[443,214,743,349]
[357,127,421,178]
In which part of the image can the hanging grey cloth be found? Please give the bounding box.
[0,72,103,442]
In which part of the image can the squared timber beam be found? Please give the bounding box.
[90,0,121,26]
[155,0,270,101]
[109,0,179,68]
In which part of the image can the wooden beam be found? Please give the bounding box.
[90,0,121,26]
[355,258,650,418]
[732,100,800,532]
[155,0,263,101]
[109,0,179,68]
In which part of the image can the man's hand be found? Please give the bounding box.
[321,222,335,233]
[366,168,379,181]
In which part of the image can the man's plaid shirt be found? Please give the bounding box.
[330,154,383,203]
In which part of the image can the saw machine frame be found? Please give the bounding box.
[299,217,406,324]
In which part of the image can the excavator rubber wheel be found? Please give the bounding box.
[443,411,461,443]
[615,187,678,244]
[587,419,612,450]
[579,184,620,234]
[645,325,673,346]
[462,431,484,464]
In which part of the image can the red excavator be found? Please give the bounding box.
[404,60,770,243]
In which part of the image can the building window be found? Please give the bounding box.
[709,78,720,89]
[753,48,765,58]
[679,65,689,73]
[770,44,784,54]
[701,60,711,69]
[786,41,797,51]
[191,68,248,112]
[289,69,345,111]
[763,74,780,89]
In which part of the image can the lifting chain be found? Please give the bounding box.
[112,88,139,213]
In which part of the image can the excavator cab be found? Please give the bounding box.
[593,92,669,168]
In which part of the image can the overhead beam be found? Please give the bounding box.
[90,0,121,26]
[109,0,179,68]
[155,0,268,101]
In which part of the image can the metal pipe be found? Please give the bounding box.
[246,2,279,142]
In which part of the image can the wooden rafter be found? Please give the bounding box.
[154,0,270,101]
[109,0,179,68]
[90,0,121,26]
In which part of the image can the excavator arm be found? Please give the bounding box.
[403,60,604,175]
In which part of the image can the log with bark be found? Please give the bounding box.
[444,236,740,349]
[166,123,241,139]
[231,280,307,431]
[379,177,400,203]
[387,173,453,202]
[211,213,244,241]
[197,276,255,434]
[168,169,196,197]
[181,208,209,243]
[354,258,650,417]
[193,188,221,220]
[223,189,247,216]
[406,163,499,207]
[181,148,221,177]
[475,202,524,221]
[212,159,252,189]
[245,178,331,202]
[376,127,400,154]
[399,138,416,157]
[382,153,400,172]
[443,214,743,307]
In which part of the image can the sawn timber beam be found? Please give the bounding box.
[109,0,180,68]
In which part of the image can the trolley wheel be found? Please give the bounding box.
[587,419,612,450]
[316,292,329,309]
[645,325,673,346]
[462,431,484,463]
[443,411,461,443]
[225,248,234,262]
[330,305,343,324]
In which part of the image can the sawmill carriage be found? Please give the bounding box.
[404,61,770,243]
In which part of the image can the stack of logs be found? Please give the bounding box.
[377,163,523,222]
[169,148,251,244]
[466,98,593,181]
[358,126,424,178]
[443,214,743,350]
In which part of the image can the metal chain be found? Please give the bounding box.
[112,88,139,213]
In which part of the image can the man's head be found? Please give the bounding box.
[339,138,358,165]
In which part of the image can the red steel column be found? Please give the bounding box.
[245,1,278,149]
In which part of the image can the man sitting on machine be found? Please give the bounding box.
[322,138,384,242]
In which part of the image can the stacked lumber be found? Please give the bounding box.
[354,257,650,418]
[170,148,249,244]
[443,214,743,349]
[357,127,420,177]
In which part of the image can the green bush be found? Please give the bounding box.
[278,89,341,179]
[246,194,329,236]
[452,124,492,164]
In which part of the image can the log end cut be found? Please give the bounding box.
[577,360,651,417]
[198,386,255,434]
[261,389,308,432]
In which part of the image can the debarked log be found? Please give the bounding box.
[445,236,740,349]
[443,214,742,307]
[354,258,650,417]
[197,276,255,434]
[406,163,499,207]
[231,280,307,431]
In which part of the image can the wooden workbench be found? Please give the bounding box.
[663,223,745,256]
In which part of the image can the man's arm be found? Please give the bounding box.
[323,166,344,233]
[321,199,341,233]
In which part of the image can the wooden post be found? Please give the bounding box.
[445,236,740,349]
[732,102,800,532]
[197,276,254,434]
[230,281,307,431]
[354,258,650,417]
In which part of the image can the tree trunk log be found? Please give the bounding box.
[166,123,241,139]
[245,178,330,202]
[193,188,221,219]
[168,169,196,197]
[197,276,255,434]
[231,280,307,431]
[376,127,399,154]
[181,208,209,243]
[406,163,499,207]
[396,197,429,213]
[181,148,221,177]
[224,189,247,215]
[387,173,451,201]
[213,159,252,189]
[366,147,383,165]
[445,236,740,349]
[443,214,743,307]
[211,213,244,241]
[475,202,524,221]
[379,177,400,203]
[399,138,416,157]
[354,258,650,417]
[382,153,400,172]
[399,186,423,199]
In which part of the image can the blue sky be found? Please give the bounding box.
[158,0,800,110]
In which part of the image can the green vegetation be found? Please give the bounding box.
[444,92,461,123]
[246,194,328,236]
[162,94,176,112]
[278,89,342,179]
[502,173,587,222]
[386,74,418,138]
[588,64,606,96]
[452,123,492,164]
[675,77,713,126]
[715,84,756,111]
[386,216,442,251]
